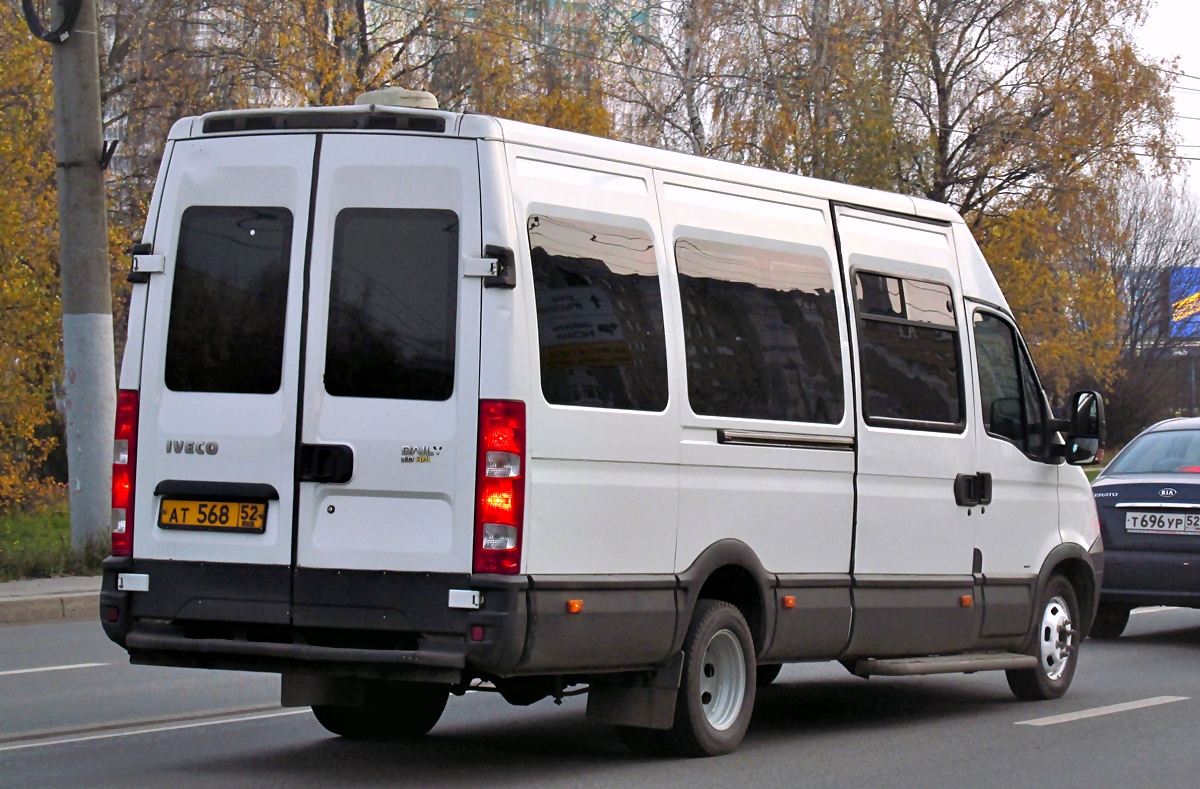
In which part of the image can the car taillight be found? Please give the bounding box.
[473,400,525,574]
[112,389,139,557]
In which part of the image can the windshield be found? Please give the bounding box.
[1104,430,1200,476]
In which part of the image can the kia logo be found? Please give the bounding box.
[1160,488,1178,498]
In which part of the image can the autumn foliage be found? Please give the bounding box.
[0,0,1192,509]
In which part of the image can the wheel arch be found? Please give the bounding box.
[1031,542,1100,641]
[676,540,776,656]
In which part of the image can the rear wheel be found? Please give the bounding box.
[667,600,757,757]
[1006,576,1080,701]
[1089,602,1132,640]
[311,681,449,739]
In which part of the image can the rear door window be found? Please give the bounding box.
[324,208,459,401]
[675,237,843,423]
[529,214,669,411]
[165,206,293,394]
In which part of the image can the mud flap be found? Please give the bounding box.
[585,651,684,730]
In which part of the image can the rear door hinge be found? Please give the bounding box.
[463,245,516,289]
[127,242,164,284]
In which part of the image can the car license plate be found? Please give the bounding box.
[158,499,267,533]
[1124,511,1200,536]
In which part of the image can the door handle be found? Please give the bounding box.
[954,472,992,507]
[299,444,354,484]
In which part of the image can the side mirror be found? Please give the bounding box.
[1064,390,1105,465]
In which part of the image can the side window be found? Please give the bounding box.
[675,237,843,423]
[324,208,459,401]
[529,215,669,412]
[973,311,1046,456]
[854,272,962,428]
[165,206,293,394]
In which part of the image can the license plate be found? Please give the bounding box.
[158,499,267,533]
[1124,511,1200,536]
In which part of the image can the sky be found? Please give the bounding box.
[1136,0,1200,187]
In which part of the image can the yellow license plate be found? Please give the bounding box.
[158,499,267,533]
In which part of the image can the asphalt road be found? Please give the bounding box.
[2,608,1199,788]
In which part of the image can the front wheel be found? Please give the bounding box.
[668,600,757,757]
[1006,576,1081,701]
[312,681,449,739]
[1089,602,1132,640]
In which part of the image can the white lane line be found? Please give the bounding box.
[0,663,108,678]
[0,709,309,754]
[1130,606,1181,616]
[1016,696,1188,726]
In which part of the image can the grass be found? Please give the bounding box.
[0,500,106,582]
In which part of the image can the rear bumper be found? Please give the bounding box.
[1099,548,1200,607]
[100,557,528,681]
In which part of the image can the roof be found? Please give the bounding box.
[168,104,1008,311]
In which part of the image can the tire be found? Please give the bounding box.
[755,663,783,687]
[1006,575,1081,701]
[667,600,757,757]
[311,681,449,739]
[1089,602,1132,640]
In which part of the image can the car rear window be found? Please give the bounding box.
[1104,430,1200,475]
[324,208,459,401]
[165,206,293,394]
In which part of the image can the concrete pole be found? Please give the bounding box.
[50,0,116,550]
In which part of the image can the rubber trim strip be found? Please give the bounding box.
[125,632,466,668]
[290,134,324,607]
[153,480,279,500]
[717,429,854,451]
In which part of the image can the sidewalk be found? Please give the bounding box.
[0,575,101,626]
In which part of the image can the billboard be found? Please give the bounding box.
[1171,267,1200,338]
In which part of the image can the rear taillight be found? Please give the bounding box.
[112,389,139,557]
[473,400,525,575]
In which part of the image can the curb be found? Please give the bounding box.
[0,592,99,626]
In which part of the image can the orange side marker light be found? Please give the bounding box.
[960,595,974,608]
[567,599,584,614]
[782,595,796,610]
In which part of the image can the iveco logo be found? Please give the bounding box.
[166,440,219,456]
[1160,488,1178,498]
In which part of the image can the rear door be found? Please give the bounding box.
[292,134,482,622]
[136,134,314,580]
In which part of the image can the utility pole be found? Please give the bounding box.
[24,0,116,550]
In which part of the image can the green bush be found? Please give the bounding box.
[0,501,106,581]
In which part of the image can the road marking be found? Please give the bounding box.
[0,663,107,678]
[0,709,310,753]
[1016,696,1188,726]
[0,704,283,745]
[1130,606,1180,616]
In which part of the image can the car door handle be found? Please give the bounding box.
[299,444,354,484]
[954,472,992,507]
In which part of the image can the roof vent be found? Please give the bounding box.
[354,88,439,109]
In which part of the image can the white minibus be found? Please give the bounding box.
[102,91,1105,756]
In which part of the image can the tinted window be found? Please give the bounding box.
[165,206,293,394]
[974,312,1023,445]
[855,272,962,426]
[676,238,843,423]
[529,215,668,411]
[325,209,458,400]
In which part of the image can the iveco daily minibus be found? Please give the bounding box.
[101,89,1105,757]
